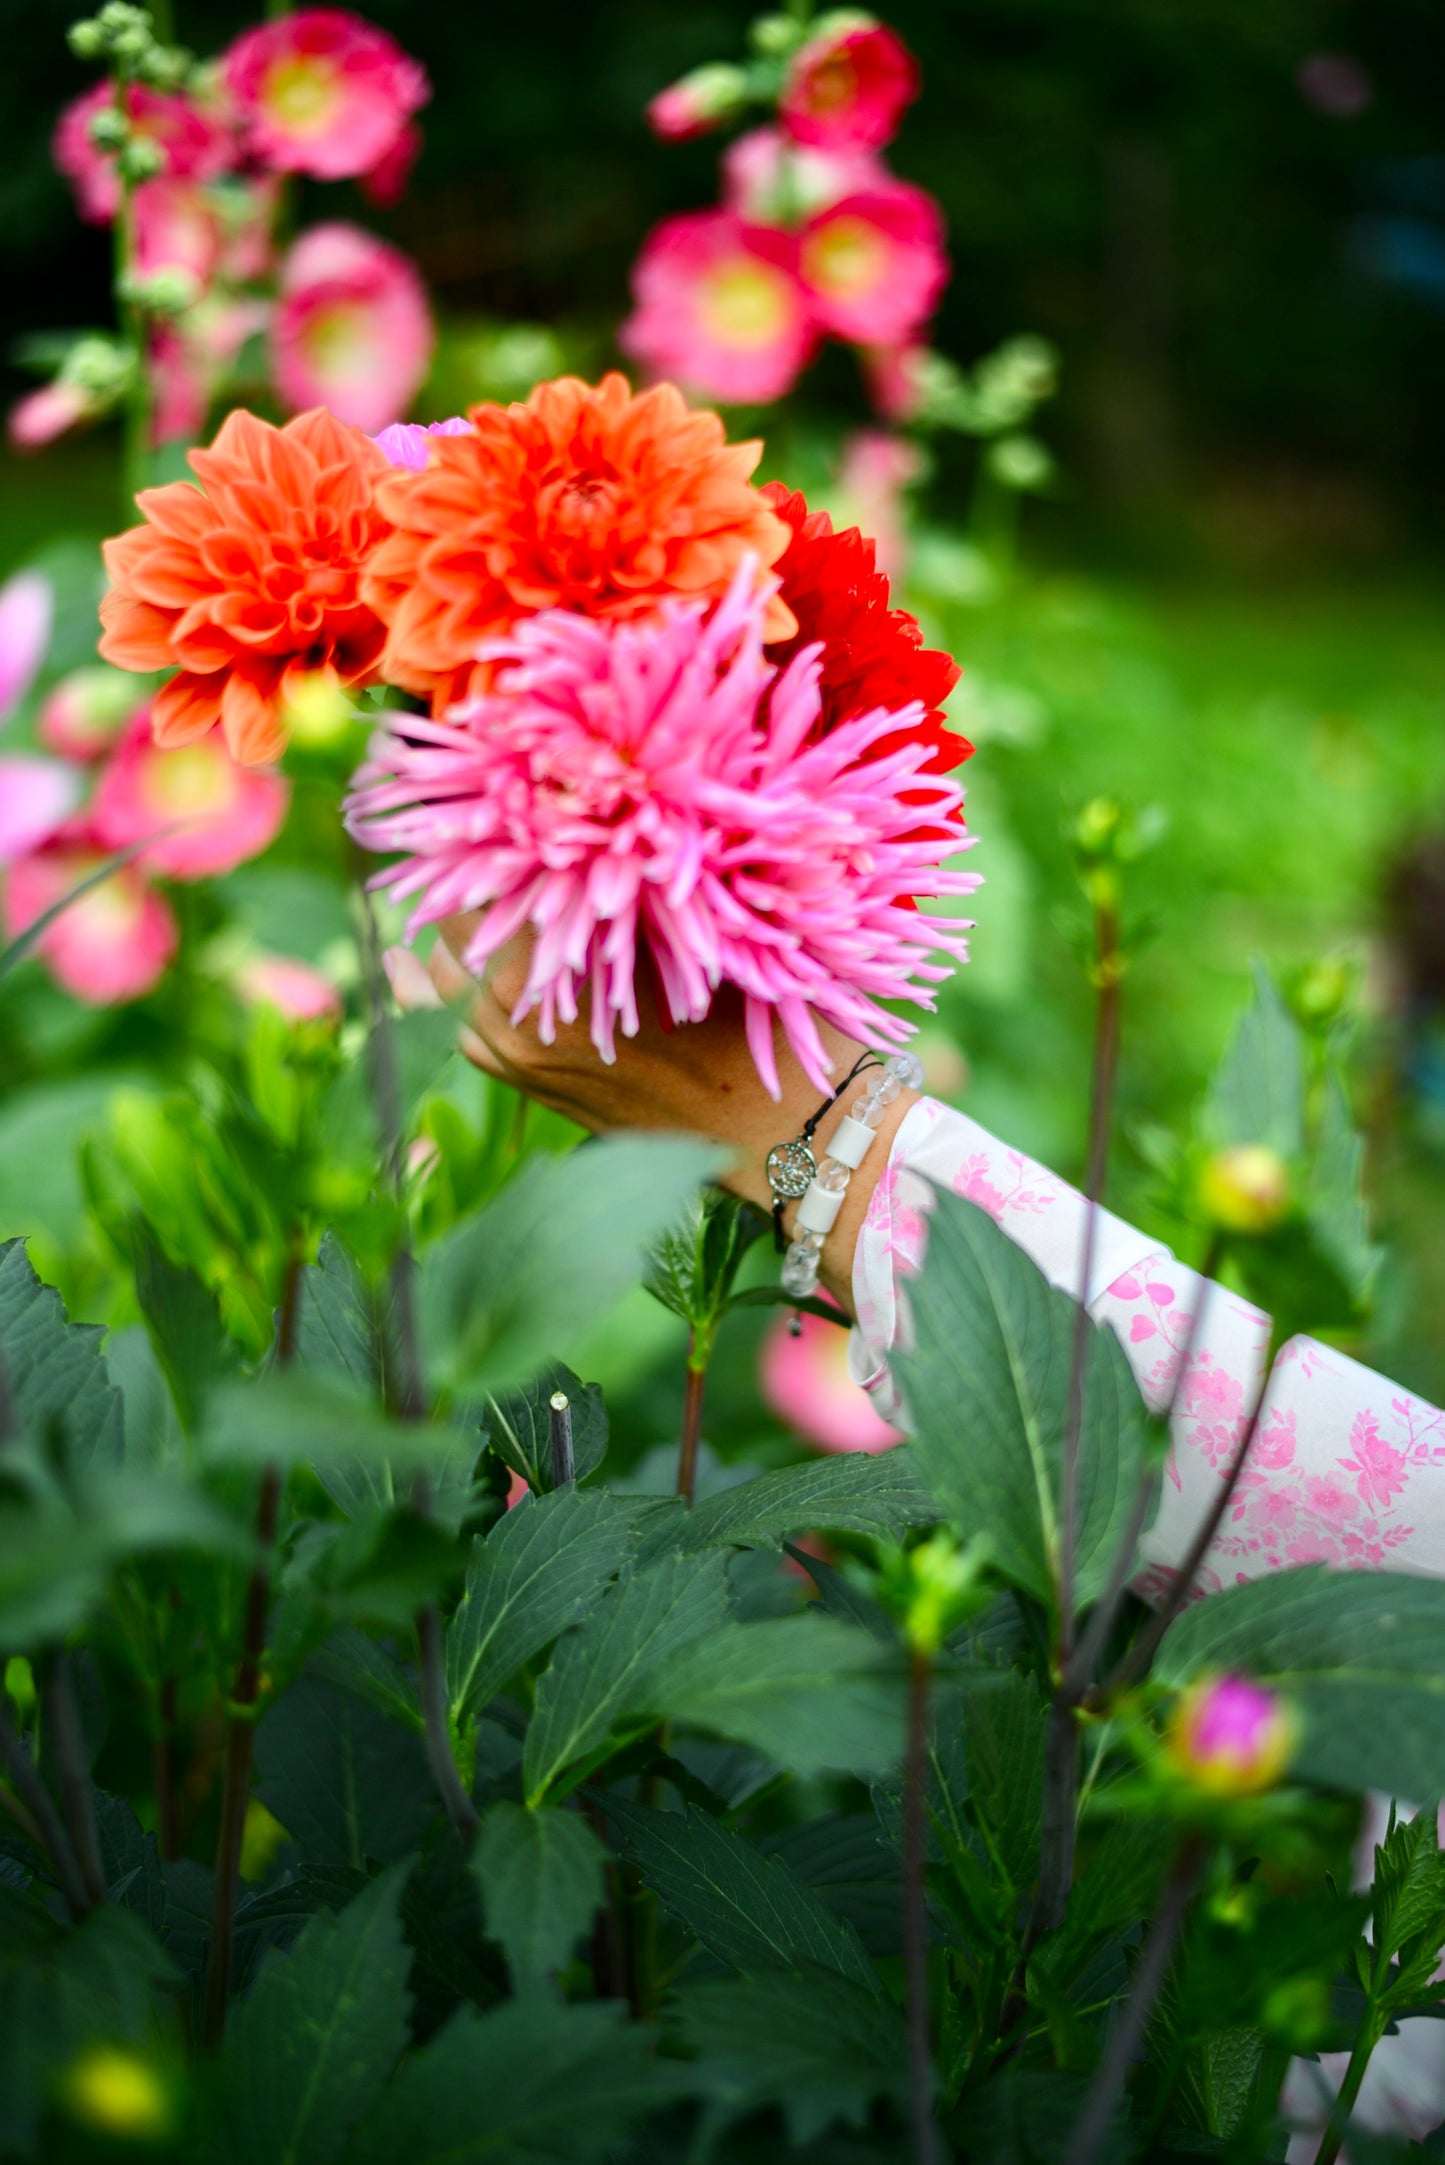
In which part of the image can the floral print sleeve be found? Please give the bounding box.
[850,1097,1445,1595]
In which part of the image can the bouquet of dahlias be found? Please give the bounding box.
[97,371,980,1094]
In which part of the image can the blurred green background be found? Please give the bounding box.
[2,0,1443,1430]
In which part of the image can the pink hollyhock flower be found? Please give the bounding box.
[38,667,141,761]
[722,125,881,225]
[53,82,235,225]
[371,416,473,471]
[798,183,947,346]
[863,340,928,423]
[150,297,271,447]
[222,9,430,183]
[760,1304,903,1454]
[647,63,746,143]
[1166,1673,1296,1797]
[0,760,83,865]
[132,179,224,290]
[358,120,422,206]
[90,710,289,881]
[7,380,97,452]
[3,829,177,1003]
[271,224,433,434]
[0,570,53,726]
[347,566,978,1097]
[781,20,920,152]
[835,428,922,583]
[622,212,817,406]
[236,951,342,1021]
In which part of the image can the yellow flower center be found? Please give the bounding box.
[263,55,340,135]
[143,743,234,817]
[697,258,795,351]
[801,215,886,300]
[301,301,377,385]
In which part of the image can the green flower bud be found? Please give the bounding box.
[120,265,200,316]
[1197,1145,1292,1236]
[110,23,154,64]
[117,134,165,182]
[749,13,804,57]
[66,18,106,58]
[879,1531,991,1655]
[61,2046,173,2141]
[986,433,1054,492]
[87,105,129,150]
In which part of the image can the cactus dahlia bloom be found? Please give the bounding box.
[98,407,393,766]
[347,568,978,1097]
[360,372,797,710]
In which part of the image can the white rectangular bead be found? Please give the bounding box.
[826,1115,876,1170]
[796,1181,845,1236]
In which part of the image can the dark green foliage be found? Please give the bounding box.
[252,1679,437,1869]
[471,1803,606,1993]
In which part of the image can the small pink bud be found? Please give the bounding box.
[646,63,747,143]
[1197,1145,1292,1236]
[1166,1673,1295,1797]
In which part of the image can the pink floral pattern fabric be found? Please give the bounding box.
[850,1099,1445,1592]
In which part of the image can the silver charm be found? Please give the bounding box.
[766,1137,816,1202]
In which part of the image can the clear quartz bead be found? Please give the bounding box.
[796,1227,826,1255]
[871,1073,901,1106]
[817,1158,850,1193]
[885,1050,925,1090]
[850,1093,884,1128]
[781,1247,818,1297]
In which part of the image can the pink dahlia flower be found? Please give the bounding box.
[3,829,177,1003]
[39,667,141,762]
[780,22,920,153]
[91,710,289,881]
[53,82,235,225]
[347,567,978,1097]
[271,224,433,434]
[798,183,948,347]
[236,951,342,1021]
[760,1304,903,1454]
[222,9,430,183]
[622,212,816,406]
[722,125,882,226]
[371,415,473,471]
[1166,1673,1296,1798]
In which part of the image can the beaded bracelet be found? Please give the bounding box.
[766,1048,925,1304]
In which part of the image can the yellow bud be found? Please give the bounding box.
[61,2045,172,2140]
[1197,1145,1291,1236]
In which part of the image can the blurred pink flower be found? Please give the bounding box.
[0,570,53,726]
[236,951,342,1020]
[91,710,289,880]
[271,223,433,433]
[835,428,922,584]
[218,178,283,284]
[760,1304,903,1454]
[132,179,224,289]
[39,667,141,761]
[0,760,83,865]
[3,829,177,1003]
[647,64,745,144]
[348,566,977,1097]
[371,415,473,471]
[150,297,270,446]
[223,9,429,182]
[722,126,881,225]
[53,82,235,224]
[863,340,928,423]
[1166,1673,1295,1796]
[780,22,920,152]
[358,120,423,206]
[798,184,947,346]
[7,381,97,452]
[622,211,816,405]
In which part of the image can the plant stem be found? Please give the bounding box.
[45,1651,107,1908]
[1064,1835,1204,2165]
[0,1697,92,1920]
[153,1670,181,1863]
[415,1604,479,1848]
[548,1391,575,1487]
[904,1646,941,2165]
[675,1330,708,1507]
[0,1341,17,1444]
[202,1461,281,2049]
[1313,2010,1385,2165]
[112,85,151,519]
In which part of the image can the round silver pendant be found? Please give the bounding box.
[766,1138,816,1202]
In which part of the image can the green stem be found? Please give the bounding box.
[904,1646,941,2165]
[675,1330,709,1507]
[112,86,151,519]
[1314,1994,1387,2165]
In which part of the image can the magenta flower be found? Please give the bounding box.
[222,9,430,183]
[1166,1673,1296,1797]
[371,416,474,471]
[798,183,948,347]
[90,709,289,882]
[53,82,235,224]
[760,1303,903,1454]
[780,21,920,153]
[3,830,177,1003]
[722,125,882,225]
[271,223,433,434]
[131,179,224,291]
[622,212,817,406]
[647,63,747,143]
[236,952,342,1021]
[8,382,96,452]
[347,568,978,1097]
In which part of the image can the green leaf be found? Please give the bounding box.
[125,1217,231,1433]
[895,1193,1149,1610]
[295,1235,382,1395]
[756,1815,902,1955]
[103,1323,183,1468]
[961,1668,1046,1892]
[204,1372,472,1480]
[348,1998,670,2165]
[0,1237,123,1472]
[523,1549,732,1802]
[446,1488,639,1726]
[604,1797,880,1990]
[1307,1071,1385,1306]
[305,1628,422,1733]
[1204,960,1305,1156]
[677,1449,936,1553]
[483,1361,608,1494]
[94,1791,166,1935]
[1155,1568,1445,1800]
[209,1867,412,2165]
[643,1189,767,1330]
[253,1679,437,1868]
[640,1615,904,1779]
[419,1134,722,1395]
[671,1971,906,2146]
[472,1802,606,1993]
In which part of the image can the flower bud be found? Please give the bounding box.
[1165,1673,1295,1798]
[67,18,106,58]
[87,105,129,151]
[986,433,1053,491]
[39,665,139,759]
[281,667,356,747]
[1197,1144,1291,1236]
[646,62,748,143]
[60,2045,173,2140]
[120,264,201,317]
[749,12,805,57]
[880,1531,990,1654]
[117,134,166,182]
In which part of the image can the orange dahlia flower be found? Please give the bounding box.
[98,407,393,766]
[361,371,796,708]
